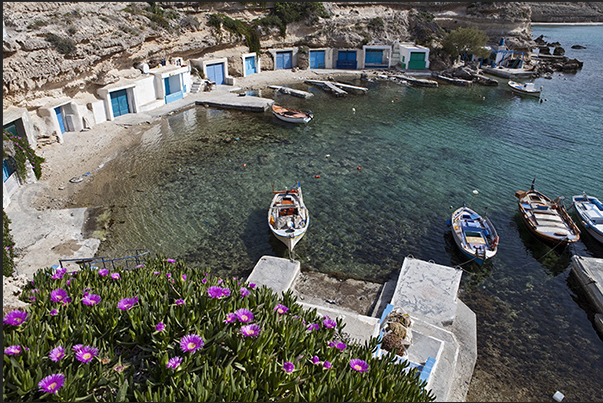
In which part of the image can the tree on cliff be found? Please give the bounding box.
[442,26,491,63]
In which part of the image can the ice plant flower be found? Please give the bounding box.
[283,362,294,373]
[51,267,67,279]
[72,344,84,352]
[350,358,369,372]
[153,271,160,275]
[323,361,332,369]
[117,296,138,311]
[166,258,176,263]
[175,299,184,305]
[201,278,208,284]
[240,324,261,338]
[274,304,289,315]
[240,287,250,297]
[167,356,183,369]
[323,317,337,329]
[110,272,121,280]
[155,322,165,332]
[249,283,256,289]
[4,345,22,355]
[180,334,204,353]
[49,309,58,316]
[221,287,231,297]
[136,264,145,268]
[182,274,187,281]
[235,308,254,323]
[312,356,320,365]
[82,293,101,306]
[98,269,109,276]
[66,277,75,286]
[207,286,223,299]
[49,346,65,362]
[224,313,237,323]
[307,323,320,332]
[50,289,69,303]
[75,346,99,363]
[38,373,65,395]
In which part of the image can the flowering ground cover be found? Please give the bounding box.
[3,256,434,402]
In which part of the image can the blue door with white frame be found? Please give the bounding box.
[110,89,130,118]
[336,51,357,69]
[365,49,383,65]
[276,51,292,69]
[54,106,66,133]
[207,63,225,85]
[309,50,325,69]
[244,56,257,76]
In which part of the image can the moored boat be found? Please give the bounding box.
[572,193,603,244]
[271,104,313,124]
[450,204,499,265]
[268,182,309,255]
[515,179,580,247]
[507,80,542,98]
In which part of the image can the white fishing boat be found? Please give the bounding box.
[507,80,542,98]
[572,193,603,244]
[271,104,313,124]
[450,204,499,265]
[268,182,309,255]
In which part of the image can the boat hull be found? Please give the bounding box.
[508,80,541,98]
[572,194,603,244]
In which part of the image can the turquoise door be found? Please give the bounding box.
[276,51,292,69]
[164,77,171,95]
[336,51,357,69]
[54,106,66,133]
[244,56,257,75]
[365,49,383,64]
[309,50,325,69]
[110,89,130,118]
[408,52,426,69]
[207,63,225,85]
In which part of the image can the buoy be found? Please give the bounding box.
[395,98,398,100]
[352,107,356,114]
[315,175,320,178]
[242,163,246,167]
[357,167,361,170]
[553,391,564,402]
[325,154,330,158]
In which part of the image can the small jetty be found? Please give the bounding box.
[304,79,368,97]
[431,73,473,87]
[386,74,438,88]
[268,85,314,99]
[571,255,603,337]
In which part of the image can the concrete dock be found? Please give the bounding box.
[246,254,477,402]
[571,255,603,336]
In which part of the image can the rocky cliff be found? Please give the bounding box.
[0,2,591,112]
[527,2,603,23]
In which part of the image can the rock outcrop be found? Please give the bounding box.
[527,2,603,23]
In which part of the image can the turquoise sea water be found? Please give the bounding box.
[81,25,603,400]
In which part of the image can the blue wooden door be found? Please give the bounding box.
[276,51,292,69]
[3,159,14,182]
[54,106,66,133]
[365,49,383,64]
[309,50,325,69]
[336,51,357,69]
[244,56,256,75]
[110,89,130,118]
[207,63,225,85]
[164,77,171,95]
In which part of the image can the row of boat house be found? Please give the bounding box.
[3,41,430,208]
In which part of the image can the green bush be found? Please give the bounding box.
[3,256,435,402]
[3,209,16,277]
[3,129,44,181]
[45,33,76,55]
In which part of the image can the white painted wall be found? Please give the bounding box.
[133,75,158,107]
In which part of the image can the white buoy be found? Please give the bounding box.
[473,190,479,195]
[352,107,356,114]
[553,391,564,402]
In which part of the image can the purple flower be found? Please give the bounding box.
[283,361,294,373]
[175,299,184,305]
[51,267,67,280]
[336,341,347,351]
[117,297,138,311]
[166,259,176,263]
[66,277,75,286]
[201,278,208,284]
[180,334,204,353]
[312,355,320,365]
[38,373,65,395]
[224,313,237,323]
[181,274,187,281]
[98,269,109,276]
[240,324,261,338]
[275,304,289,315]
[155,322,165,332]
[136,264,145,268]
[72,344,84,352]
[82,293,101,306]
[350,358,369,372]
[217,279,223,284]
[249,283,256,289]
[221,288,231,297]
[167,356,183,369]
[328,341,337,348]
[49,346,65,362]
[307,323,320,332]
[50,309,58,316]
[110,272,121,280]
[75,346,99,363]
[153,271,160,275]
[207,286,223,299]
[323,361,332,369]
[31,288,40,294]
[323,317,337,329]
[235,308,254,323]
[4,345,22,355]
[166,273,172,278]
[50,289,69,303]
[240,287,250,297]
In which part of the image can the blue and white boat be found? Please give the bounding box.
[268,182,309,254]
[572,193,603,244]
[450,204,499,265]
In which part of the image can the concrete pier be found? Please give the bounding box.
[246,254,477,402]
[571,255,603,336]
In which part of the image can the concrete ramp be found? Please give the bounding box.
[246,255,300,297]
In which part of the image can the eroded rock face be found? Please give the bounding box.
[3,274,31,316]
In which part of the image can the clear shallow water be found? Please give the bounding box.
[77,26,603,400]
